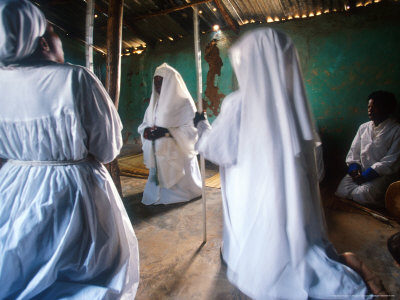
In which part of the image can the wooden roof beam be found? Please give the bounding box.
[214,0,239,34]
[94,1,156,47]
[130,0,213,22]
[105,0,123,195]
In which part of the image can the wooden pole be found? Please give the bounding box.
[214,0,239,34]
[193,6,207,243]
[106,0,123,108]
[131,0,213,22]
[85,0,95,72]
[105,0,124,196]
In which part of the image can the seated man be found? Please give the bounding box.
[336,91,400,207]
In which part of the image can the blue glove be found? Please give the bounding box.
[361,167,379,182]
[193,111,207,127]
[348,163,361,175]
[143,126,170,140]
[353,167,379,185]
[150,127,170,140]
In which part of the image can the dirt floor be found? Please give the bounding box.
[119,147,400,299]
[321,179,400,296]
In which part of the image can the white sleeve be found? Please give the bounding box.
[137,107,154,168]
[371,127,400,175]
[345,126,363,167]
[197,119,212,139]
[196,91,241,167]
[77,68,123,164]
[138,106,151,137]
[168,124,198,158]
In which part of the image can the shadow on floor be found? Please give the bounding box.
[120,152,400,298]
[124,193,202,226]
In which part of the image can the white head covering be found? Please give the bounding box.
[230,28,318,154]
[199,28,367,298]
[228,27,326,268]
[144,63,196,128]
[0,0,47,66]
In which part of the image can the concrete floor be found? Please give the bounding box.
[119,150,400,299]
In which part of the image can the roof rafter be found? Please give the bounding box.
[215,0,239,33]
[129,0,214,22]
[94,1,156,47]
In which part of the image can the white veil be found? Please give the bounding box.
[0,0,47,66]
[143,63,196,128]
[139,63,198,188]
[198,28,368,299]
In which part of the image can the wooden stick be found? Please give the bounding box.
[106,0,123,108]
[105,0,124,196]
[131,0,213,22]
[338,198,395,227]
[193,6,207,243]
[214,0,239,33]
[85,0,94,72]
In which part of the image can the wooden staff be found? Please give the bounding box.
[339,197,394,227]
[85,0,94,72]
[193,6,207,243]
[105,0,124,196]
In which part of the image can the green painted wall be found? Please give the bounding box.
[119,29,235,145]
[59,30,106,82]
[56,2,398,177]
[119,1,400,176]
[280,3,400,175]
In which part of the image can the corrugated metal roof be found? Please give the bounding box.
[33,0,387,54]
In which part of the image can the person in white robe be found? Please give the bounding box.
[336,90,400,207]
[196,28,370,299]
[0,1,139,298]
[138,63,202,205]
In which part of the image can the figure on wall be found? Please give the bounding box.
[204,39,225,115]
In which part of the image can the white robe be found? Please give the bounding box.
[138,63,202,205]
[0,61,139,299]
[197,28,369,299]
[336,118,400,205]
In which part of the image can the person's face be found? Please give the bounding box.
[154,76,163,94]
[44,24,64,63]
[368,99,380,121]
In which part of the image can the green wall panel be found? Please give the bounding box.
[117,1,400,176]
[59,30,106,83]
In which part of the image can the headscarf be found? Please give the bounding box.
[0,0,47,66]
[230,27,325,266]
[229,28,319,154]
[198,28,334,297]
[144,63,196,128]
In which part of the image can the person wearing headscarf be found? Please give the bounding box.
[336,91,400,207]
[0,1,139,299]
[138,63,202,205]
[196,28,371,299]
